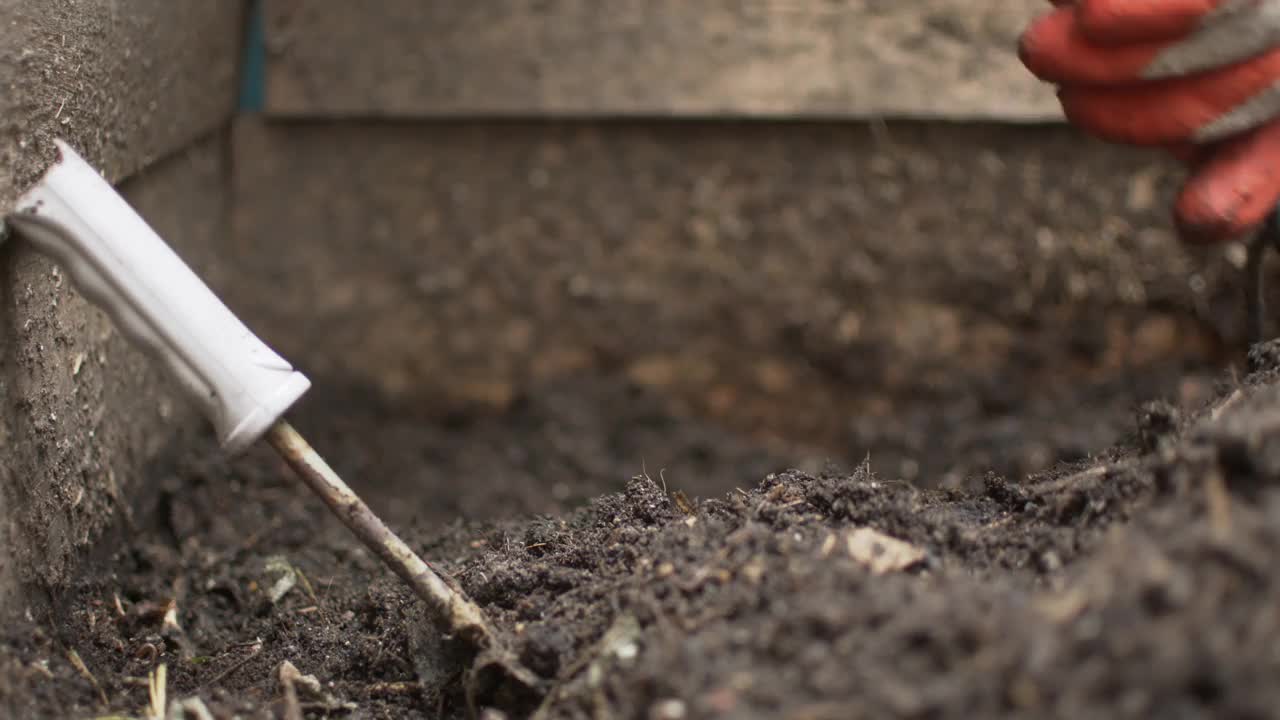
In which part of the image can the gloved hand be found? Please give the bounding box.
[1019,0,1280,243]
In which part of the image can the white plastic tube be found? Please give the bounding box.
[6,140,310,454]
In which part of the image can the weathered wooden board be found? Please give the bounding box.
[262,0,1062,119]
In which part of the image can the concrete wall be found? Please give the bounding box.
[0,0,245,613]
[230,0,1246,462]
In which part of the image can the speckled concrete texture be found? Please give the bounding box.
[0,135,232,616]
[261,0,1062,119]
[0,1,245,204]
[0,0,245,613]
[229,117,1248,469]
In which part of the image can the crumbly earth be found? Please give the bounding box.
[2,342,1279,718]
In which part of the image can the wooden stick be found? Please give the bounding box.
[264,420,499,653]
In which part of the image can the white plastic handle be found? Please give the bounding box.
[6,140,310,454]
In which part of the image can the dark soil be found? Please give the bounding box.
[6,342,1280,718]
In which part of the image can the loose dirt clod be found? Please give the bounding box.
[5,364,1280,717]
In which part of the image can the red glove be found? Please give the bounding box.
[1020,0,1280,243]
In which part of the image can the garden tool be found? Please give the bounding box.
[1,140,535,701]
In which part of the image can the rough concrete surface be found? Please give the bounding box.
[0,134,232,618]
[229,117,1254,479]
[0,0,245,613]
[262,0,1061,119]
[0,0,245,205]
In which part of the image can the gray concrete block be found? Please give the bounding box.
[0,134,231,614]
[0,0,246,205]
[262,0,1062,120]
[0,0,245,612]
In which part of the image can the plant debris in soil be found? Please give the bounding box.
[2,347,1279,718]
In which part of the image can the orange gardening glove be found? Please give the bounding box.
[1019,0,1280,244]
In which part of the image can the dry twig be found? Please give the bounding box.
[147,663,167,719]
[66,649,107,707]
[201,639,262,689]
[279,661,304,720]
[266,421,499,649]
[264,421,540,707]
